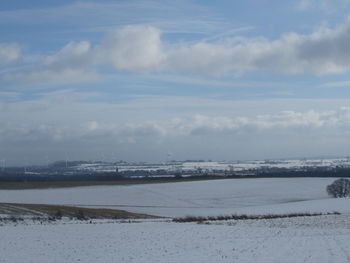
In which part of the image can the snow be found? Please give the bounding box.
[2,215,350,262]
[2,178,350,262]
[73,158,350,173]
[0,178,347,217]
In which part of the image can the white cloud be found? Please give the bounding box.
[5,41,99,86]
[164,18,350,75]
[8,18,350,87]
[2,106,350,142]
[76,19,350,76]
[158,109,350,136]
[84,121,99,132]
[43,41,92,69]
[119,122,167,138]
[97,25,164,72]
[0,43,21,65]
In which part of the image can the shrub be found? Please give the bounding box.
[54,210,63,219]
[327,178,350,198]
[172,212,337,223]
[75,210,87,220]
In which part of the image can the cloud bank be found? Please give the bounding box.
[2,88,350,164]
[2,104,350,163]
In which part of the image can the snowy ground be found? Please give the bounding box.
[2,214,350,263]
[2,178,350,262]
[0,178,346,217]
[74,158,350,173]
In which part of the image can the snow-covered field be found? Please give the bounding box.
[2,178,350,263]
[74,158,350,173]
[0,178,346,217]
[2,215,350,263]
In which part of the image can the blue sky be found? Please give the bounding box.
[2,0,350,165]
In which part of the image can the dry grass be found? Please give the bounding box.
[0,203,160,219]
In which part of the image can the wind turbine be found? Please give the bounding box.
[0,159,5,172]
[24,158,27,174]
[44,155,50,169]
[65,153,69,169]
[167,151,172,164]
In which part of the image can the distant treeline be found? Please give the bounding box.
[256,167,350,178]
[0,172,123,182]
[0,167,349,182]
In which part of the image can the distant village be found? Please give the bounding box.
[1,158,350,182]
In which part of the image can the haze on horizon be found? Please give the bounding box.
[2,0,350,165]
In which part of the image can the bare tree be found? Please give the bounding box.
[327,178,350,198]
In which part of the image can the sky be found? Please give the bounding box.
[2,0,350,165]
